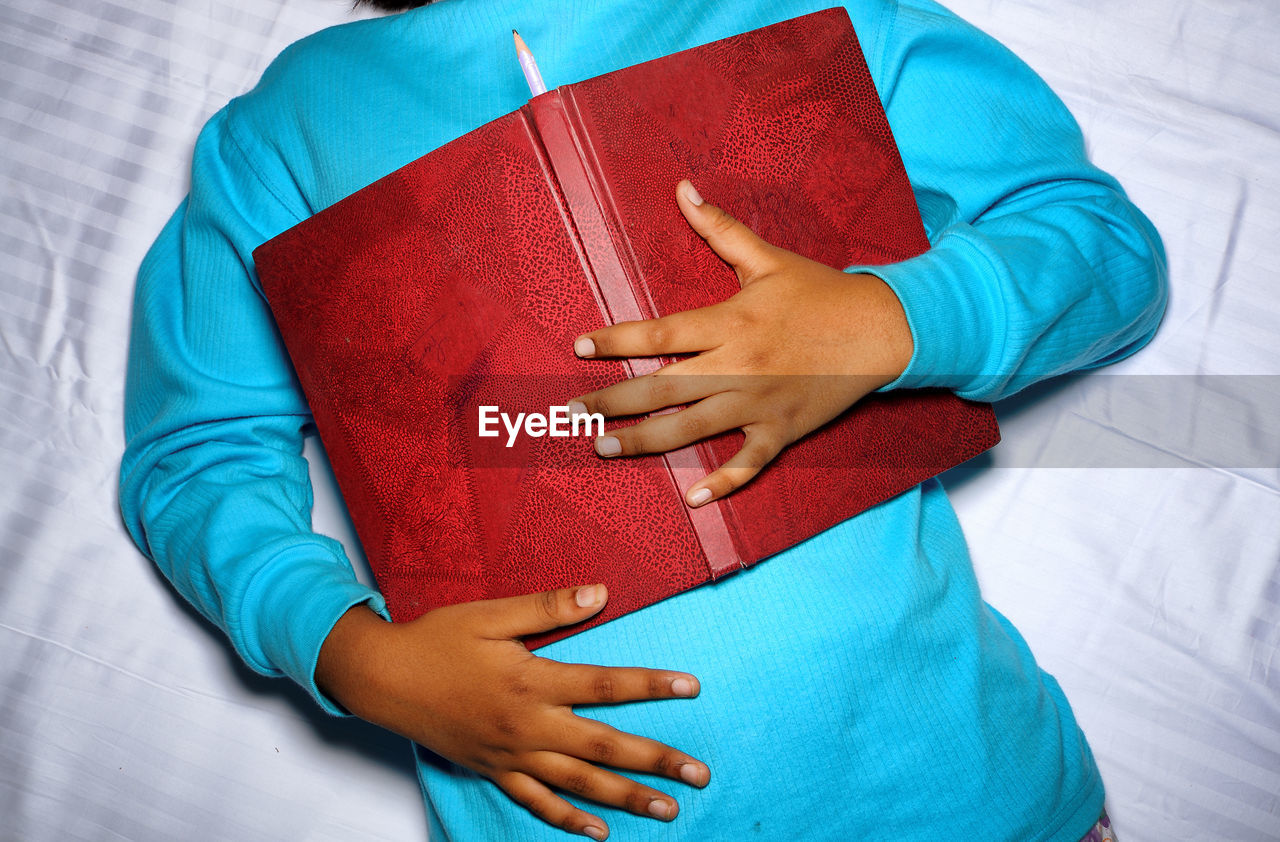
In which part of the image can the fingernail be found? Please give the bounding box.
[679,763,707,786]
[567,400,588,416]
[670,677,695,697]
[648,799,675,820]
[686,179,706,206]
[681,181,703,206]
[583,826,607,841]
[595,435,621,457]
[574,336,596,357]
[575,584,605,608]
[686,487,713,507]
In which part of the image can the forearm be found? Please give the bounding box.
[869,179,1167,401]
[121,410,386,712]
[860,0,1168,401]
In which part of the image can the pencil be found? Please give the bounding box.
[512,30,548,97]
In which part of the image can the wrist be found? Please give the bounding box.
[851,235,1005,396]
[316,604,394,717]
[840,272,913,387]
[864,273,913,385]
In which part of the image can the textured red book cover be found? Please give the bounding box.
[254,8,999,647]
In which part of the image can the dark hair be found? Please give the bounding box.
[354,0,435,10]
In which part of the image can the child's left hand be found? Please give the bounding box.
[569,180,915,507]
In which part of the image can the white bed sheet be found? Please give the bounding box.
[2,1,1276,839]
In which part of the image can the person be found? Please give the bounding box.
[119,0,1165,839]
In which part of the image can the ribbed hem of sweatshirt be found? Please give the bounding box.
[851,230,1004,399]
[1047,770,1106,842]
[238,540,391,716]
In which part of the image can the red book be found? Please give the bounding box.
[254,8,998,647]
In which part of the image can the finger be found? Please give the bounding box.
[527,752,682,822]
[557,714,712,789]
[572,368,731,419]
[467,584,609,640]
[675,179,778,282]
[574,306,724,360]
[498,770,611,839]
[684,426,785,506]
[591,392,744,458]
[544,661,701,705]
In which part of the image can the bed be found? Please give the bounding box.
[2,1,1276,839]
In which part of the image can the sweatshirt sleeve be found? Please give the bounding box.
[119,103,388,715]
[855,0,1168,401]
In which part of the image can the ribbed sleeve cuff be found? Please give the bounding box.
[238,539,391,716]
[852,230,1006,399]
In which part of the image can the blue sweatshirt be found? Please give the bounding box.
[119,0,1167,839]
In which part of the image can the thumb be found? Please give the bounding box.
[676,179,776,284]
[468,584,608,639]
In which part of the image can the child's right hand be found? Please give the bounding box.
[316,584,708,840]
